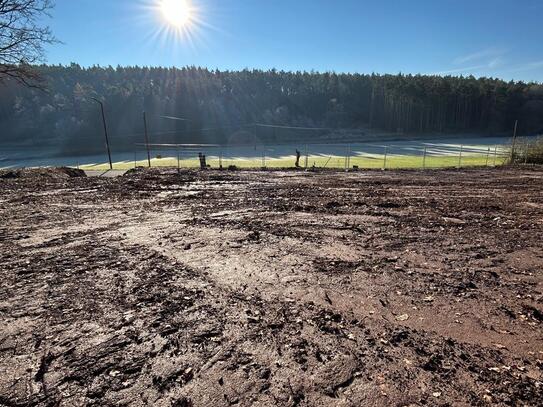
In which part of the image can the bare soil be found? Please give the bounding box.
[0,167,542,406]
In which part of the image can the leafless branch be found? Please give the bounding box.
[0,0,57,88]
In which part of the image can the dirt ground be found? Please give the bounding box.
[0,166,542,406]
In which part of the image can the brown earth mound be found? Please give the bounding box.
[0,167,86,179]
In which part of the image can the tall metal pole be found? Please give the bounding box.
[511,119,518,163]
[143,112,151,168]
[91,97,112,170]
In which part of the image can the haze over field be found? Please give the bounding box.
[1,66,543,158]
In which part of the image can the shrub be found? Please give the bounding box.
[510,136,543,164]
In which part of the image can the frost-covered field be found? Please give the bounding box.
[0,135,518,169]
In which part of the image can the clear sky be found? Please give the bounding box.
[45,0,543,82]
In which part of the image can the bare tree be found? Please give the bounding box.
[0,0,57,87]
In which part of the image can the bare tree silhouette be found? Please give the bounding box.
[0,0,57,87]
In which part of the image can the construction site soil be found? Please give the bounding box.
[0,167,542,406]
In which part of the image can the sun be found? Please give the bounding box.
[160,0,192,28]
[142,0,208,49]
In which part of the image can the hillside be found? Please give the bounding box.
[1,65,542,155]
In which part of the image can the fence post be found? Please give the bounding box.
[493,145,498,166]
[458,145,463,168]
[423,146,427,169]
[177,147,180,173]
[219,148,223,169]
[143,111,151,168]
[485,147,490,166]
[383,146,388,170]
[304,145,308,169]
[134,152,137,169]
[524,140,529,164]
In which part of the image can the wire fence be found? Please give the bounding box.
[4,117,540,170]
[4,137,533,171]
[85,141,513,171]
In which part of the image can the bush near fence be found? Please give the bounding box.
[511,136,543,165]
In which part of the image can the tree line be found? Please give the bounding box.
[1,64,542,155]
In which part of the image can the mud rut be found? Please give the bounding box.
[0,167,542,406]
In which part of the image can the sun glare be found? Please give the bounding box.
[139,0,210,51]
[160,0,192,28]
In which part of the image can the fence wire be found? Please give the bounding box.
[0,140,520,170]
[127,142,511,171]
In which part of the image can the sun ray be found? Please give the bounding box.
[131,0,223,61]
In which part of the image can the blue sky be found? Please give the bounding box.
[45,0,543,82]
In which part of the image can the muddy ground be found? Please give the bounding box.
[0,167,542,406]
